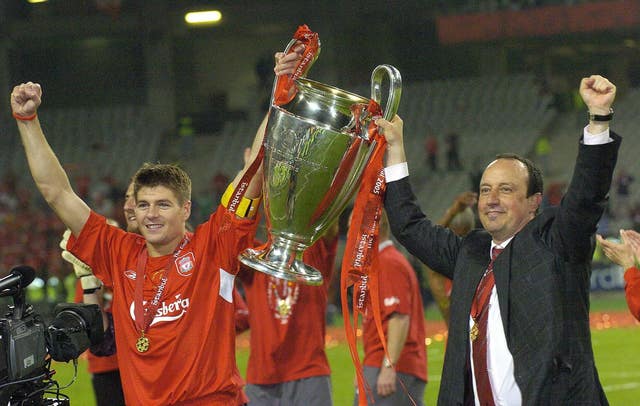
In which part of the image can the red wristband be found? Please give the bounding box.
[12,111,37,121]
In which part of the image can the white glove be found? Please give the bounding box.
[60,230,102,292]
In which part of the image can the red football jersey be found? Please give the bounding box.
[238,235,338,384]
[68,207,257,405]
[359,242,427,381]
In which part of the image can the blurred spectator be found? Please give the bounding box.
[614,168,634,219]
[0,173,18,218]
[629,202,640,233]
[425,134,438,171]
[191,171,230,224]
[541,181,566,209]
[76,173,92,201]
[212,171,230,203]
[178,116,195,159]
[468,156,484,194]
[534,135,551,175]
[86,176,121,220]
[445,132,462,171]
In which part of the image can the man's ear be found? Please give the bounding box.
[529,192,543,214]
[183,200,192,220]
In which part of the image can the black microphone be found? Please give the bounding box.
[0,265,36,294]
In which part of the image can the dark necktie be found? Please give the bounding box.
[470,247,503,406]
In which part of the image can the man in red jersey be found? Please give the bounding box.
[237,221,339,405]
[354,211,427,406]
[10,51,300,406]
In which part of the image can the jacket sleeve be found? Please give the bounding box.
[384,177,461,279]
[552,132,621,262]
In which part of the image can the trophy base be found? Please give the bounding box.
[239,245,323,286]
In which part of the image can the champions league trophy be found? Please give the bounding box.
[239,44,401,286]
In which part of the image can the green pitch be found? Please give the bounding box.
[38,294,640,405]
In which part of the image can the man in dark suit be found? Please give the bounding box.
[376,75,618,405]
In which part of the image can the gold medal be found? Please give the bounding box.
[277,298,291,317]
[470,322,479,341]
[136,332,150,353]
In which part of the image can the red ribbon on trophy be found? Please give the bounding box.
[340,102,392,406]
[273,25,320,106]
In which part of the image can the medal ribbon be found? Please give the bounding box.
[134,235,190,340]
[340,102,392,406]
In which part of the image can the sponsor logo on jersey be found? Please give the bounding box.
[129,294,190,326]
[124,269,136,280]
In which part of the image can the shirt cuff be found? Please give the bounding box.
[583,126,612,145]
[384,162,409,182]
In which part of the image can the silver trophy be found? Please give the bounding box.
[239,64,401,285]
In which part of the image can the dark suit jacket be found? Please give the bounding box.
[385,133,620,405]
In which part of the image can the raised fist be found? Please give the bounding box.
[11,82,42,118]
[579,75,616,115]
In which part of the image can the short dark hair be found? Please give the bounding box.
[133,163,191,205]
[494,153,543,197]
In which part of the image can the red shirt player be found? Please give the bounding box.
[12,82,265,404]
[237,223,339,405]
[355,211,427,406]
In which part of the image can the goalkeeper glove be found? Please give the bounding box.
[60,229,102,293]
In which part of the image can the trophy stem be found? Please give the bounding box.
[239,236,323,286]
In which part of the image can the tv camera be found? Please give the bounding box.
[0,265,104,405]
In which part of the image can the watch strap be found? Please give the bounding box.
[588,108,614,122]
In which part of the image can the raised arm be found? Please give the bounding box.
[377,115,460,276]
[11,82,90,235]
[553,75,619,261]
[229,114,267,199]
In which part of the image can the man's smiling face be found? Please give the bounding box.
[135,185,190,256]
[478,158,540,244]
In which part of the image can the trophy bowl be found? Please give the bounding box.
[239,65,401,285]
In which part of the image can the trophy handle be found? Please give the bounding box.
[370,65,402,121]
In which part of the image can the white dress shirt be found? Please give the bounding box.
[470,239,521,406]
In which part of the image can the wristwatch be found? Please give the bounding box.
[383,357,394,368]
[588,108,614,122]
